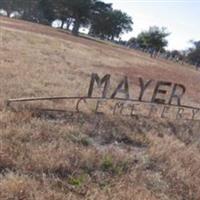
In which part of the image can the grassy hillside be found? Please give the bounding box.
[1,16,200,200]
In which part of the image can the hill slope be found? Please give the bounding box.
[1,17,200,200]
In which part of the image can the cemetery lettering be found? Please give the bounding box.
[88,73,186,106]
[7,73,200,121]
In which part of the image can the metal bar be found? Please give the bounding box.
[6,96,200,111]
[7,96,82,102]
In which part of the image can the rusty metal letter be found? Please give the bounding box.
[88,73,111,98]
[130,103,140,117]
[192,108,200,120]
[113,102,124,115]
[148,104,158,117]
[161,106,170,119]
[176,108,185,119]
[151,81,172,104]
[168,84,186,106]
[111,76,129,99]
[138,78,153,101]
[76,98,87,112]
[95,100,106,114]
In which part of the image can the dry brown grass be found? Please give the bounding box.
[1,16,200,199]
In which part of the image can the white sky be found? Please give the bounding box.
[104,0,200,50]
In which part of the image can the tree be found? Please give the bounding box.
[0,0,42,21]
[136,26,170,51]
[90,9,133,40]
[21,0,42,22]
[45,0,71,28]
[38,0,58,24]
[0,0,24,16]
[39,0,112,31]
[62,0,97,35]
[89,2,113,38]
[0,0,133,38]
[187,41,200,65]
[127,37,139,48]
[110,10,133,40]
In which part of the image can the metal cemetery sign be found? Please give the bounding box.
[7,73,200,121]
